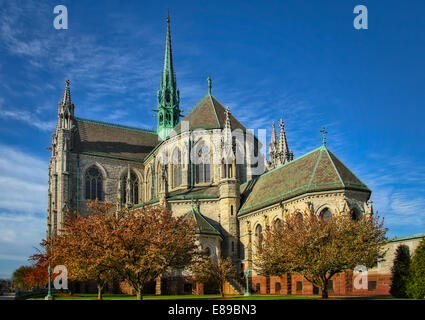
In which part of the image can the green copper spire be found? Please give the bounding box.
[156,11,181,140]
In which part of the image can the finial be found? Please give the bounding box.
[279,118,284,131]
[61,78,72,106]
[207,76,212,95]
[166,8,170,23]
[320,127,328,146]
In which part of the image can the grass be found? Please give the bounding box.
[46,293,399,300]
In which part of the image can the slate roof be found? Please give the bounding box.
[167,186,220,201]
[239,145,370,215]
[184,205,222,238]
[73,118,159,161]
[174,94,246,132]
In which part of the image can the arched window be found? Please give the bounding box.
[320,208,332,222]
[195,143,210,184]
[121,171,140,205]
[351,208,362,221]
[255,224,263,254]
[172,148,182,188]
[274,218,282,230]
[295,212,304,221]
[85,167,103,200]
[236,163,246,183]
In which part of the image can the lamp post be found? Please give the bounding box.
[244,268,251,296]
[45,263,54,300]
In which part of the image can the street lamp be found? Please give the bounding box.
[45,263,54,300]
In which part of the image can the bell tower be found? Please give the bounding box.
[156,12,181,140]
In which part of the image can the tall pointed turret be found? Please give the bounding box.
[57,79,74,130]
[277,119,293,165]
[156,11,181,140]
[268,121,277,164]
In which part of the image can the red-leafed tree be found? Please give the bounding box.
[24,252,49,289]
[255,210,387,298]
[48,201,197,300]
[107,206,198,300]
[48,200,116,300]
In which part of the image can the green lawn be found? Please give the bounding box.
[19,292,410,300]
[50,293,397,300]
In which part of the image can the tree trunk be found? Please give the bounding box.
[321,283,328,299]
[219,281,224,297]
[97,283,104,300]
[136,287,144,300]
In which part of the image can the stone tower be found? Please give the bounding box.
[218,107,240,268]
[156,12,182,141]
[47,79,75,237]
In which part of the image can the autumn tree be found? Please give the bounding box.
[255,210,387,299]
[47,200,117,300]
[24,251,49,290]
[390,244,411,298]
[191,253,236,297]
[107,206,198,300]
[406,238,425,299]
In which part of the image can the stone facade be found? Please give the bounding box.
[47,14,422,297]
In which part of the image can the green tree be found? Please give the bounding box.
[12,266,33,291]
[406,238,425,299]
[390,244,411,298]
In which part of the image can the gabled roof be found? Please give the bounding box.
[73,118,159,161]
[184,205,222,238]
[239,145,370,215]
[174,94,246,132]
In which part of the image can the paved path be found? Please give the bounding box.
[0,293,15,300]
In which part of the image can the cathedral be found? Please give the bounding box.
[47,14,378,296]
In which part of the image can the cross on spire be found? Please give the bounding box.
[207,76,212,95]
[320,127,328,146]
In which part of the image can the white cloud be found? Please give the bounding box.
[0,107,56,131]
[0,144,47,278]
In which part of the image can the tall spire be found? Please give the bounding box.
[277,119,293,165]
[162,10,175,90]
[57,79,74,130]
[61,79,72,106]
[268,121,277,164]
[156,11,181,141]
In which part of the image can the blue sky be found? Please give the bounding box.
[1,0,425,278]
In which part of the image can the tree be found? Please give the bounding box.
[24,251,48,290]
[191,254,236,297]
[48,200,117,300]
[255,210,387,299]
[107,206,198,300]
[390,244,411,298]
[12,266,34,291]
[406,238,425,299]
